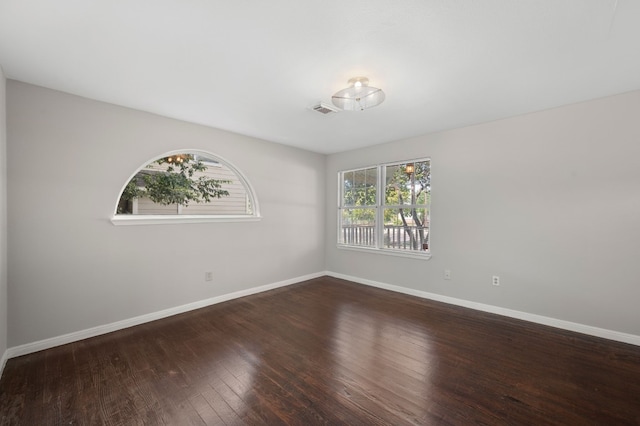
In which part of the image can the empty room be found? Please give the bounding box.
[1,1,640,424]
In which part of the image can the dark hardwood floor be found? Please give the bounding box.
[1,276,640,425]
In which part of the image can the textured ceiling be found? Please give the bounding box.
[1,0,639,154]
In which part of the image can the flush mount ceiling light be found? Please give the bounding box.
[331,77,385,111]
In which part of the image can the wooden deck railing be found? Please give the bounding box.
[341,225,429,250]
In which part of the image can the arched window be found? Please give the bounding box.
[111,150,260,225]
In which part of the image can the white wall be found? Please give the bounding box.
[326,90,640,337]
[7,81,325,347]
[6,79,640,351]
[0,67,7,365]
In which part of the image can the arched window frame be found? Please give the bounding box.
[110,149,261,226]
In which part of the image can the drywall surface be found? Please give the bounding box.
[7,81,325,347]
[326,90,640,336]
[0,67,7,361]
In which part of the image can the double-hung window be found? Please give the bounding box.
[338,159,431,258]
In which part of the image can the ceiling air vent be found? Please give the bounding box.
[310,102,339,115]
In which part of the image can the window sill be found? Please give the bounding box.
[337,244,432,260]
[111,214,262,226]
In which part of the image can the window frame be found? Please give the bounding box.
[337,158,431,260]
[111,149,261,226]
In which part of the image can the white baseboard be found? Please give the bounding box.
[5,270,639,367]
[327,271,640,347]
[0,349,8,378]
[5,272,324,360]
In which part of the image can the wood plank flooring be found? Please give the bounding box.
[1,276,640,425]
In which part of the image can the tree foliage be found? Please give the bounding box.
[117,154,231,214]
[385,161,431,249]
[342,168,377,224]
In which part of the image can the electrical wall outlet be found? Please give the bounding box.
[444,269,452,280]
[492,275,500,286]
[205,271,213,282]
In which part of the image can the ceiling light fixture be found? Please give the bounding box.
[331,77,385,111]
